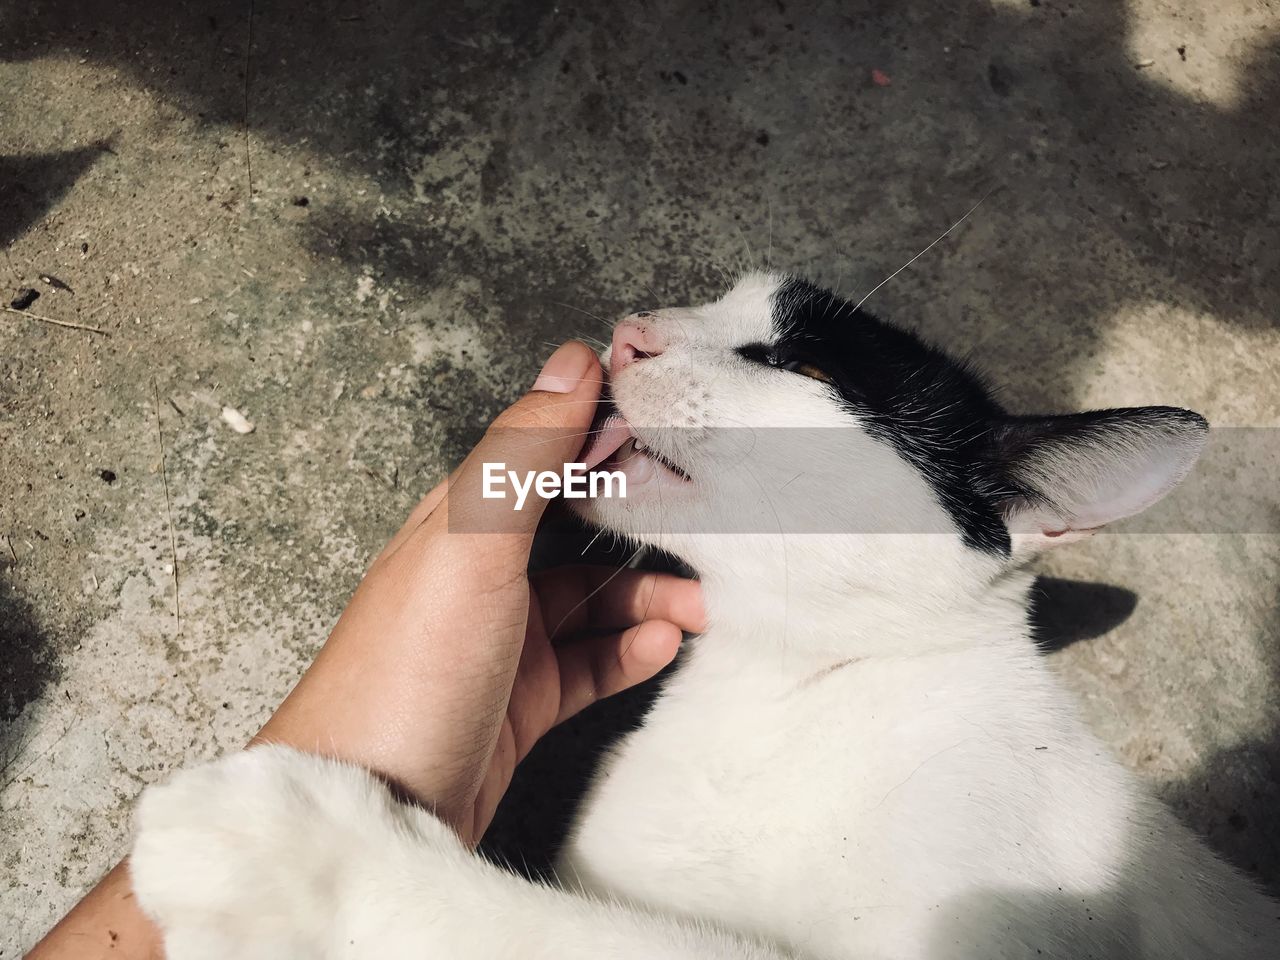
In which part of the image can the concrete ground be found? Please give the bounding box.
[3,0,1279,950]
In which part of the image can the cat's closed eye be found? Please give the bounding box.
[778,359,833,383]
[737,344,834,384]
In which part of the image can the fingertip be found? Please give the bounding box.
[627,619,683,671]
[666,577,708,634]
[490,342,602,434]
[531,340,601,394]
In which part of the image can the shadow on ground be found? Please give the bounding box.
[0,582,61,785]
[1165,594,1280,888]
[1034,576,1280,888]
[0,145,112,247]
[1031,576,1139,653]
[6,1,1278,342]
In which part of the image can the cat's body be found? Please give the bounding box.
[131,273,1280,958]
[562,586,1277,959]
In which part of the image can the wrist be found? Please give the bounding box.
[28,861,165,960]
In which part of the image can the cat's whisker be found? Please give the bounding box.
[599,445,680,686]
[852,189,994,314]
[708,253,736,292]
[744,464,789,648]
[509,426,608,451]
[605,476,673,679]
[540,341,611,362]
[733,222,756,275]
[550,299,615,329]
[580,525,608,557]
[549,545,645,641]
[765,195,776,272]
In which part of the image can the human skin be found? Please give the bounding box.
[29,341,704,960]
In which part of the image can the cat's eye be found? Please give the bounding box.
[736,344,835,385]
[779,359,834,384]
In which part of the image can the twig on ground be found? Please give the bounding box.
[2,304,108,335]
[242,0,256,198]
[0,708,80,792]
[152,379,182,634]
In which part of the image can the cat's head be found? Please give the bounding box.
[574,273,1206,624]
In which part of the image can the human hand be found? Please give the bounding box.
[255,341,704,844]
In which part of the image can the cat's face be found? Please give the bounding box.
[573,273,1206,622]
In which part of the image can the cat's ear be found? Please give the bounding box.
[989,406,1208,555]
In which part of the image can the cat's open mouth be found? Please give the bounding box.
[581,398,692,483]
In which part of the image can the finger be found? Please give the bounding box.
[507,599,561,758]
[554,620,683,726]
[533,566,707,639]
[468,719,519,844]
[445,342,603,542]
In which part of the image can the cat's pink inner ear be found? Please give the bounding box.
[998,406,1208,551]
[1005,506,1107,555]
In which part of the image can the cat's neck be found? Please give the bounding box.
[697,566,1037,662]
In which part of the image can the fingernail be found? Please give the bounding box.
[532,341,591,393]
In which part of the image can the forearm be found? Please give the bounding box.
[26,675,329,960]
[26,682,325,959]
[26,861,163,960]
[27,601,457,960]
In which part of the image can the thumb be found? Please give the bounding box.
[449,341,604,537]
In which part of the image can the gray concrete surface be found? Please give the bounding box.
[3,0,1279,951]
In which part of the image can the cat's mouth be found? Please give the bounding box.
[580,398,692,484]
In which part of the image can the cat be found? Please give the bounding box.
[130,273,1280,959]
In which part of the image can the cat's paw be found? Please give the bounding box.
[131,745,446,960]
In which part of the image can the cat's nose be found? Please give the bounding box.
[610,313,667,379]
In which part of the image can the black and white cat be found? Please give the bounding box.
[131,274,1280,959]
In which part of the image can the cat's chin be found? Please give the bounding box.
[581,402,695,490]
[570,503,659,550]
[568,502,700,572]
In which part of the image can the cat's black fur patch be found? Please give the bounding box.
[760,277,1015,554]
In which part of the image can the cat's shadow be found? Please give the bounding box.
[1029,577,1139,654]
[1035,581,1280,890]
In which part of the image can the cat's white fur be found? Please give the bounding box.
[131,274,1279,958]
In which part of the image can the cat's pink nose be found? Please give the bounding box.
[610,313,666,379]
